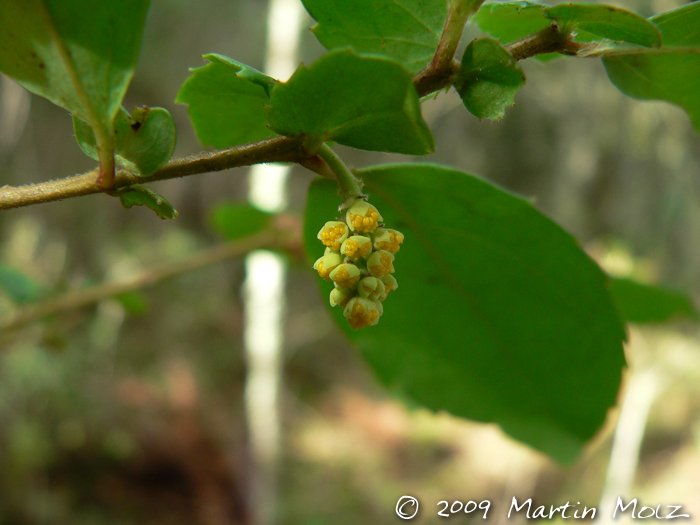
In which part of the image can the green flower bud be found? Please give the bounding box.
[345,199,383,233]
[329,263,361,289]
[367,250,395,277]
[313,249,343,281]
[329,287,355,308]
[372,228,404,254]
[317,221,349,251]
[357,276,386,302]
[379,274,398,300]
[343,297,382,330]
[340,235,372,260]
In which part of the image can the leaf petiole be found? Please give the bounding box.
[316,143,363,210]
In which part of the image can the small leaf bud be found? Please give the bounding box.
[357,276,386,302]
[329,263,361,289]
[372,228,404,254]
[329,287,354,308]
[343,297,382,330]
[345,199,383,233]
[317,221,349,251]
[313,250,343,281]
[367,250,395,277]
[340,235,373,260]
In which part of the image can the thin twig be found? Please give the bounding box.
[0,136,307,210]
[0,229,284,334]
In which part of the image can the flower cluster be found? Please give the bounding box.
[313,198,403,329]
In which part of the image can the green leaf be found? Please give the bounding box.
[603,3,700,132]
[473,1,550,44]
[209,203,272,240]
[305,164,626,463]
[267,50,434,155]
[454,37,525,120]
[608,277,698,325]
[547,4,661,48]
[116,185,178,220]
[302,0,447,74]
[0,0,151,178]
[74,106,176,176]
[176,54,277,149]
[0,266,43,304]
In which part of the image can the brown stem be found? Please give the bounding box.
[413,0,480,98]
[506,23,575,61]
[0,136,307,210]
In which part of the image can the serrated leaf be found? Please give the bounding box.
[267,50,434,155]
[209,203,272,240]
[74,106,176,176]
[548,4,661,48]
[116,185,177,220]
[176,54,277,148]
[603,3,700,132]
[608,277,698,325]
[302,0,447,74]
[454,37,525,120]
[0,266,43,304]
[0,0,151,179]
[305,164,626,463]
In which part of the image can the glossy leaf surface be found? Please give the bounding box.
[117,185,178,220]
[176,54,277,148]
[302,0,447,74]
[0,0,151,174]
[548,4,661,47]
[268,50,434,155]
[473,1,550,44]
[305,164,626,464]
[474,2,660,46]
[603,3,700,132]
[74,106,176,176]
[455,37,525,120]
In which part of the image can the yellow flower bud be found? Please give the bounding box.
[330,287,354,308]
[343,297,382,330]
[329,263,362,289]
[345,199,383,233]
[313,250,343,281]
[372,228,404,254]
[367,250,395,277]
[357,276,386,302]
[379,274,398,300]
[317,221,349,251]
[340,235,373,260]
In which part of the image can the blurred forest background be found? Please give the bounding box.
[1,0,699,523]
